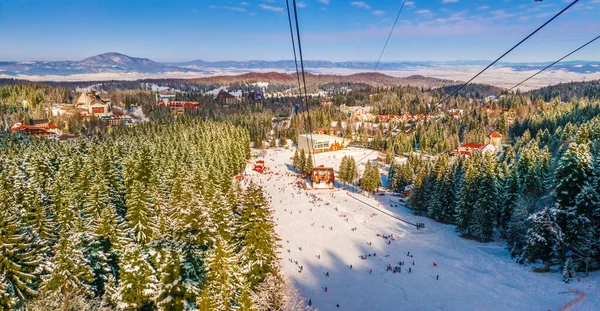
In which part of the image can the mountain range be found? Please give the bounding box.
[1,52,600,77]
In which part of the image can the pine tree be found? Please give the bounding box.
[304,153,313,178]
[456,161,477,235]
[347,157,358,184]
[238,184,279,288]
[153,247,188,311]
[292,149,300,171]
[0,171,39,308]
[521,207,563,270]
[338,156,349,184]
[197,237,243,311]
[125,180,156,246]
[471,155,499,241]
[39,230,94,297]
[554,143,593,209]
[112,246,158,310]
[298,149,306,173]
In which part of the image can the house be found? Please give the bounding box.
[488,130,503,147]
[451,143,497,157]
[340,105,372,118]
[157,101,199,115]
[297,134,350,153]
[11,121,59,138]
[311,166,335,189]
[242,91,264,103]
[101,114,135,127]
[216,90,239,104]
[76,91,111,117]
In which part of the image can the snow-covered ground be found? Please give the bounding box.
[243,147,599,311]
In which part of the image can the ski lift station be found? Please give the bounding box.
[297,134,350,154]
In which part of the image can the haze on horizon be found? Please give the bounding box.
[1,0,599,63]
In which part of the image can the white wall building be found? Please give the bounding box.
[297,134,350,154]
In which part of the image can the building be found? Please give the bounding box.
[242,91,264,103]
[11,121,59,138]
[157,100,199,115]
[297,134,349,154]
[488,130,503,147]
[76,91,111,117]
[340,105,372,118]
[451,143,497,157]
[101,114,135,127]
[216,90,240,104]
[311,166,335,189]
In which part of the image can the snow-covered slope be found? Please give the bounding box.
[243,147,599,311]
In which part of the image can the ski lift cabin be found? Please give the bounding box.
[253,160,265,173]
[311,166,335,189]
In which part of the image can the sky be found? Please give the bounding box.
[0,0,599,63]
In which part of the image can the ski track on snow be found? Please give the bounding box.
[242,147,599,311]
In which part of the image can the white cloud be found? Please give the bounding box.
[442,0,459,3]
[318,0,330,4]
[373,10,385,16]
[262,0,276,3]
[416,9,433,15]
[405,1,415,7]
[224,6,246,12]
[297,2,307,8]
[208,5,246,12]
[351,2,371,9]
[477,6,489,10]
[240,2,249,6]
[259,4,283,12]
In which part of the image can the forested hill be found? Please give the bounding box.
[0,118,288,310]
[527,79,600,102]
[434,83,505,99]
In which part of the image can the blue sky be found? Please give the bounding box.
[1,0,599,62]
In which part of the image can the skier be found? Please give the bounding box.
[436,275,439,280]
[369,269,372,274]
[326,272,329,277]
[308,299,312,306]
[325,287,328,293]
[409,268,411,273]
[349,265,352,269]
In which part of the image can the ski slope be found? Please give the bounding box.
[243,147,599,311]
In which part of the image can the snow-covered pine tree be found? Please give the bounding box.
[125,180,156,246]
[238,183,279,288]
[456,159,477,236]
[0,168,39,309]
[347,157,358,184]
[338,156,349,184]
[112,245,159,310]
[521,208,563,270]
[152,246,188,311]
[197,237,243,311]
[39,230,94,297]
[292,149,300,171]
[298,149,306,174]
[304,153,313,178]
[554,143,593,209]
[471,155,499,242]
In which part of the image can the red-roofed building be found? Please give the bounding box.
[488,130,503,147]
[11,121,59,138]
[216,90,239,104]
[157,100,199,115]
[77,91,111,117]
[452,143,496,157]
